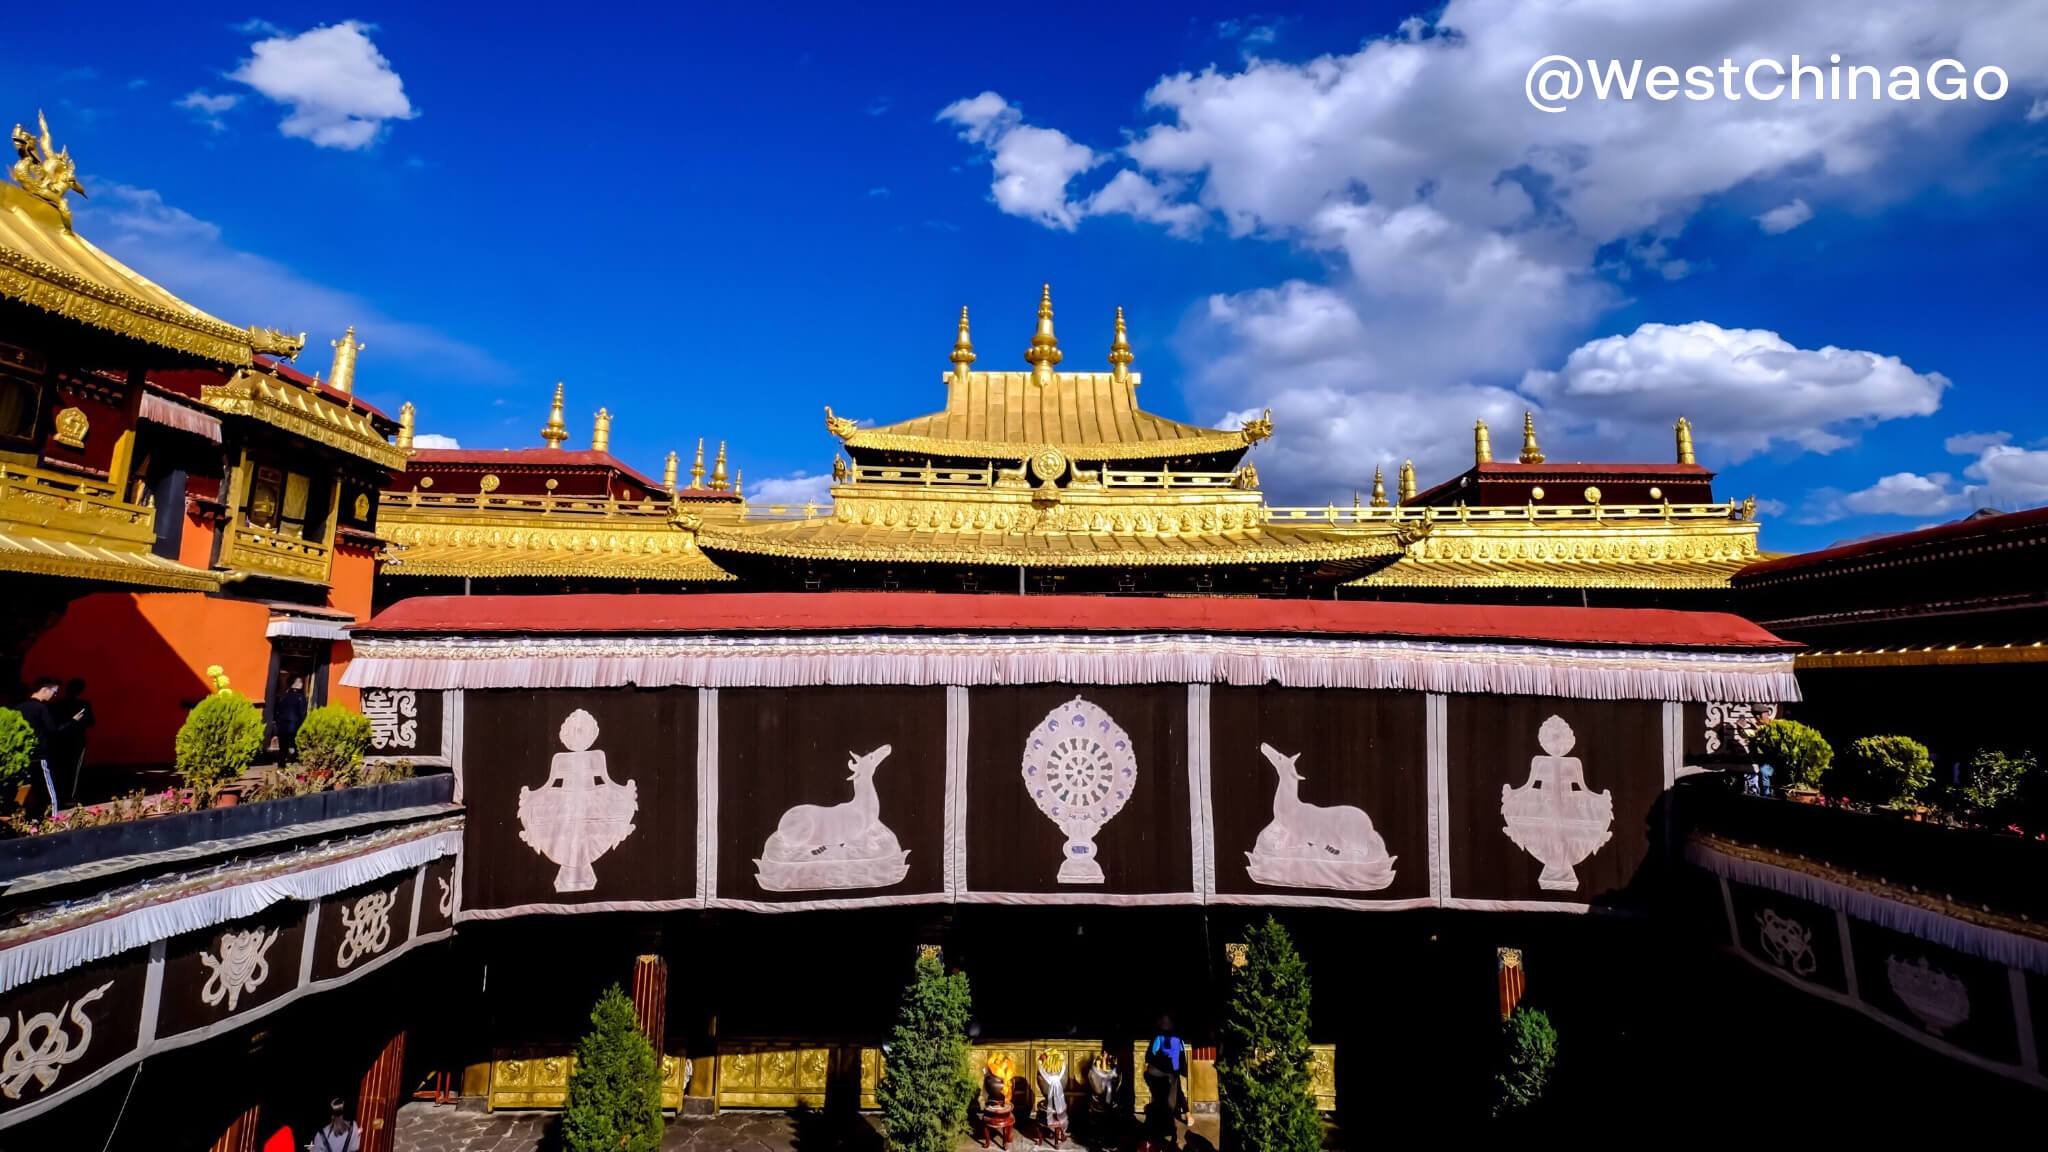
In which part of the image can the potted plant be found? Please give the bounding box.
[174,690,264,806]
[0,708,35,808]
[1842,735,1935,813]
[1958,749,2034,830]
[1750,719,1832,802]
[296,706,373,791]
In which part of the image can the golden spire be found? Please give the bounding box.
[1370,466,1389,507]
[327,326,364,394]
[734,468,743,498]
[1518,411,1544,464]
[709,440,730,491]
[396,401,415,453]
[541,383,568,448]
[592,407,612,453]
[1108,306,1134,384]
[1024,283,1062,386]
[690,438,706,489]
[663,450,678,493]
[1474,418,1492,465]
[950,306,976,383]
[1675,416,1696,465]
[1399,459,1416,503]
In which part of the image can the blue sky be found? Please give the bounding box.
[5,2,2046,552]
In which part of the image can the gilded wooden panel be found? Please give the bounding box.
[487,1052,686,1111]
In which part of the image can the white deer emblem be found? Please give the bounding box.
[1243,743,1396,891]
[754,745,910,891]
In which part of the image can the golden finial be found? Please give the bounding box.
[328,326,364,395]
[592,407,612,453]
[734,468,743,498]
[1370,466,1389,507]
[541,383,568,448]
[950,306,976,383]
[709,440,730,491]
[690,438,705,489]
[1474,418,1492,464]
[1676,416,1696,465]
[1399,459,1416,503]
[1024,283,1062,387]
[662,450,678,493]
[1352,490,1360,509]
[1518,411,1544,464]
[10,111,86,230]
[397,401,416,453]
[1108,306,1134,384]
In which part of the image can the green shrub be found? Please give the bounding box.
[1844,735,1935,810]
[1751,719,1832,792]
[879,948,974,1152]
[0,709,34,791]
[1219,916,1321,1152]
[1959,750,2034,824]
[1492,1006,1558,1118]
[561,984,663,1152]
[296,706,372,784]
[361,758,416,787]
[174,691,263,800]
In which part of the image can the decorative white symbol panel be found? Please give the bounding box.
[1500,716,1614,891]
[437,874,456,918]
[1886,955,1971,1035]
[1245,743,1396,891]
[518,709,639,893]
[364,688,418,751]
[1755,909,1817,977]
[0,981,112,1100]
[336,887,401,969]
[1704,701,1778,755]
[755,744,911,891]
[201,926,280,1010]
[1022,696,1137,883]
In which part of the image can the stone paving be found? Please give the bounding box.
[395,1101,1220,1151]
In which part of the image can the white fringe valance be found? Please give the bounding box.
[0,827,460,994]
[344,632,1796,704]
[1686,839,2048,975]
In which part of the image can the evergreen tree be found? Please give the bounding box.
[1491,1006,1558,1118]
[1218,916,1320,1152]
[878,948,974,1152]
[561,984,663,1152]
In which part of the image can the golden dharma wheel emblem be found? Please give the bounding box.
[418,476,434,489]
[545,478,559,491]
[480,473,501,494]
[1029,445,1068,484]
[1529,486,1544,501]
[1583,486,1600,503]
[53,406,89,448]
[1648,486,1662,500]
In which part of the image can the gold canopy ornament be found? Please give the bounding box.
[397,401,416,453]
[542,383,568,448]
[663,450,679,493]
[1474,418,1493,465]
[1519,411,1545,464]
[950,306,976,384]
[1024,283,1062,387]
[329,326,363,394]
[11,111,84,230]
[1108,306,1133,384]
[1399,459,1417,503]
[1676,416,1696,465]
[592,407,612,453]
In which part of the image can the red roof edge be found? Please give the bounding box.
[359,593,1796,651]
[1736,505,2048,582]
[403,447,672,492]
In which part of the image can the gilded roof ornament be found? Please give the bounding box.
[248,327,306,360]
[1676,416,1696,465]
[328,326,363,394]
[690,438,706,489]
[709,440,730,491]
[1240,408,1274,445]
[1474,418,1492,465]
[1024,283,1062,386]
[1108,306,1134,384]
[1399,459,1417,504]
[10,111,85,230]
[542,383,569,448]
[663,450,679,493]
[592,407,612,453]
[950,307,976,383]
[397,401,416,453]
[1518,411,1544,464]
[1370,466,1389,508]
[832,454,849,482]
[824,406,859,440]
[734,468,743,498]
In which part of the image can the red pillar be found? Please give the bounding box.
[1497,947,1526,1020]
[208,1103,261,1152]
[631,953,668,1053]
[358,1031,407,1152]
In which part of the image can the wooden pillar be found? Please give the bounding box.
[631,953,668,1054]
[207,1103,261,1152]
[106,364,149,499]
[1497,948,1526,1020]
[358,1030,407,1152]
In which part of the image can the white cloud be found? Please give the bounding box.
[177,90,240,131]
[938,93,1099,230]
[412,433,461,449]
[1755,199,1815,234]
[2030,95,2048,120]
[749,471,833,507]
[75,183,499,380]
[939,0,2048,501]
[229,21,416,150]
[1800,430,2048,521]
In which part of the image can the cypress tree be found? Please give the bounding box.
[561,984,664,1152]
[878,948,975,1152]
[1218,916,1320,1152]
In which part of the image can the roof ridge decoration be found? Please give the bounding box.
[951,306,976,383]
[541,383,569,448]
[11,111,84,229]
[1024,283,1062,386]
[1108,305,1133,384]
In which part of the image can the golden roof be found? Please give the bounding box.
[0,150,302,365]
[835,370,1267,462]
[696,516,1399,570]
[1,461,219,591]
[203,366,409,469]
[378,491,737,582]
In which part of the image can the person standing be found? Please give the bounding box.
[58,678,94,803]
[17,678,66,818]
[1142,1016,1188,1150]
[307,1099,359,1152]
[274,676,309,765]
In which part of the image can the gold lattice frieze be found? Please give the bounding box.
[1345,512,1761,589]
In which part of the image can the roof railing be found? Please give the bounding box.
[1263,500,1749,525]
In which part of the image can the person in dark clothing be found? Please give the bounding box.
[16,678,67,817]
[1142,1015,1188,1149]
[57,678,93,803]
[274,676,308,764]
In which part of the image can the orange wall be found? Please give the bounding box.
[325,543,380,712]
[24,594,274,766]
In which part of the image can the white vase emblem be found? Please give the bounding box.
[754,744,911,891]
[1885,955,1970,1034]
[201,926,280,1010]
[1022,696,1137,883]
[517,709,639,893]
[1500,716,1614,891]
[1244,744,1396,891]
